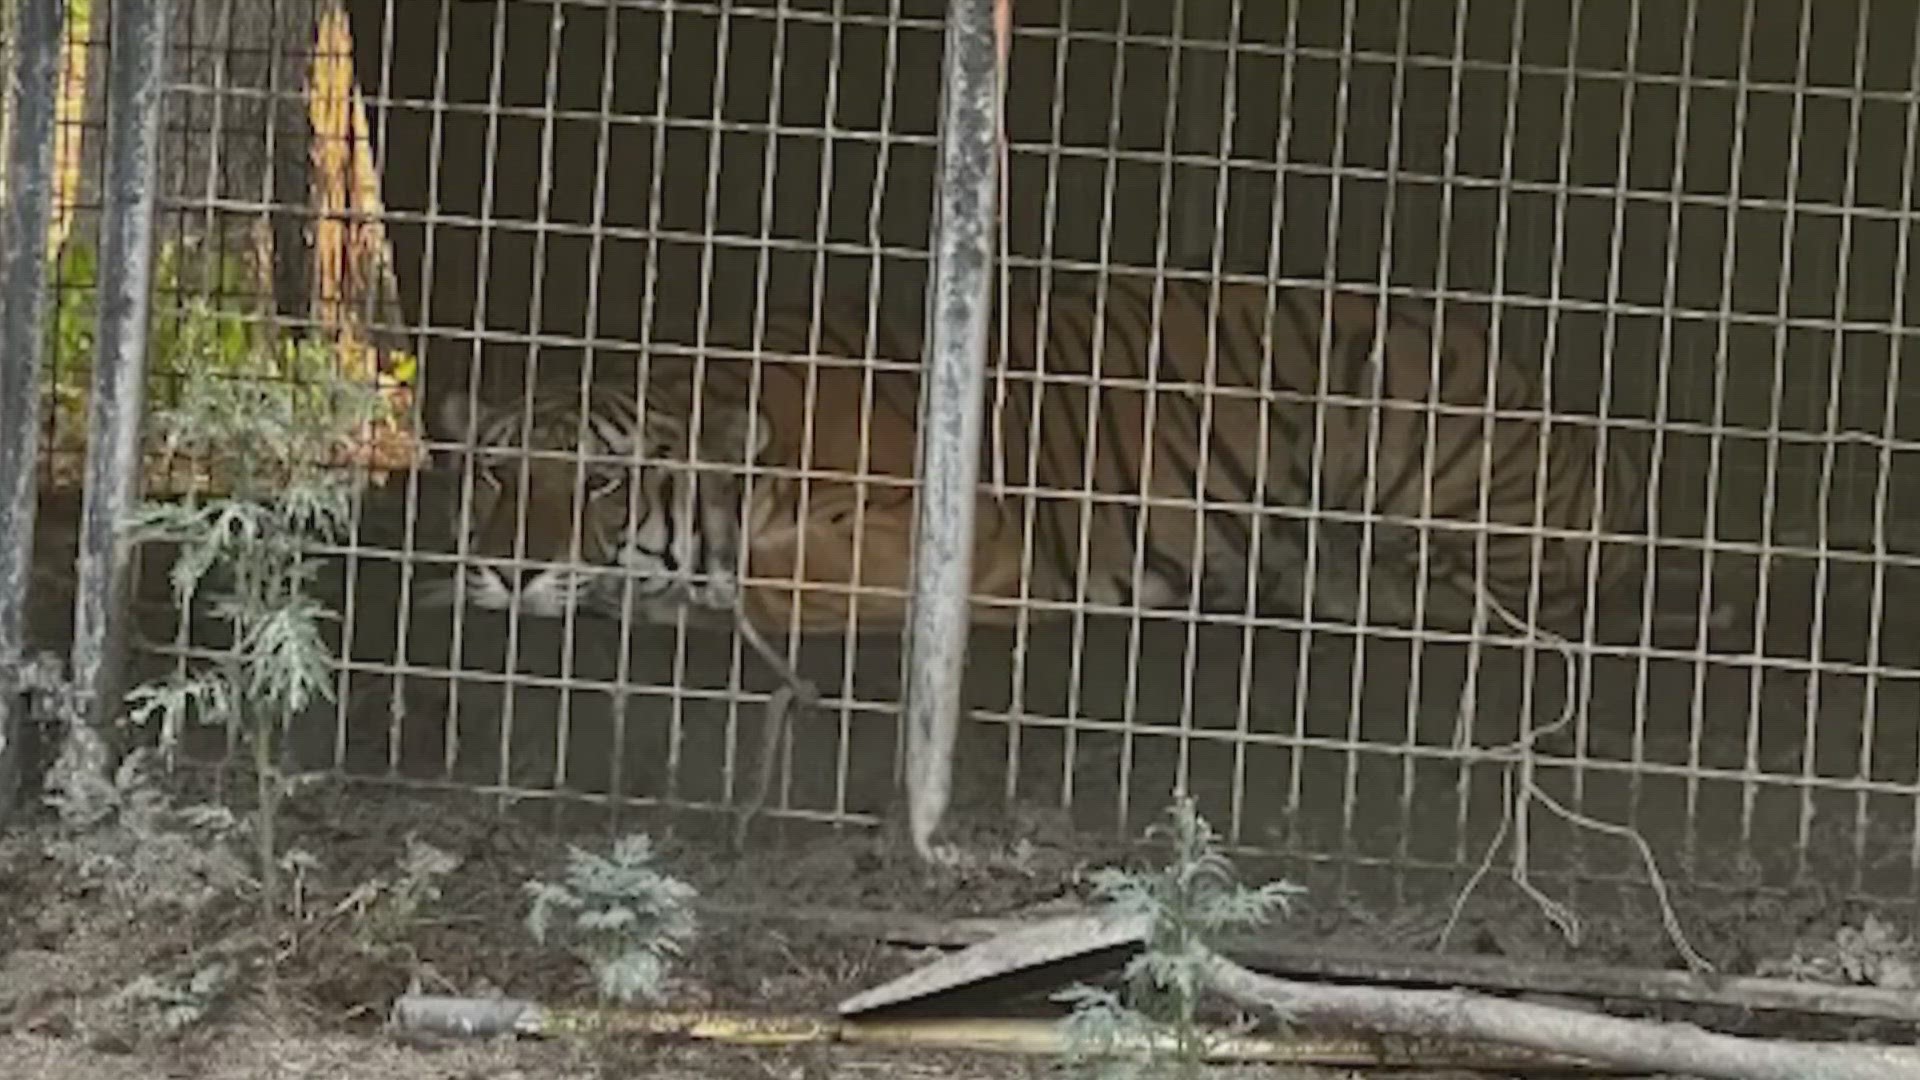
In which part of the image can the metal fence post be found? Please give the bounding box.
[903,0,999,860]
[0,0,67,820]
[72,0,166,734]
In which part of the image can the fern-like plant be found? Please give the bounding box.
[1057,796,1303,1080]
[106,962,234,1041]
[121,301,381,914]
[525,833,699,1005]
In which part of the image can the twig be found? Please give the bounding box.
[1443,584,1712,973]
[728,605,818,852]
[1524,779,1711,972]
[1437,766,1514,952]
[1201,951,1920,1080]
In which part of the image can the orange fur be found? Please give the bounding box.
[441,273,1643,638]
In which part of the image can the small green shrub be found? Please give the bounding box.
[120,300,382,913]
[103,962,234,1042]
[525,834,699,1005]
[1057,796,1303,1080]
[335,836,463,960]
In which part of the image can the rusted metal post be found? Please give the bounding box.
[72,0,167,733]
[0,0,67,819]
[903,0,999,860]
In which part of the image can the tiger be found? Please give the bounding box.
[432,272,1666,642]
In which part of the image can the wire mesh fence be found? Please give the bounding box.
[8,0,1920,933]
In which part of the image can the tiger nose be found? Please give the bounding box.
[510,565,545,592]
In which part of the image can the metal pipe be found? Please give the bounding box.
[903,0,999,860]
[73,0,167,733]
[0,0,67,821]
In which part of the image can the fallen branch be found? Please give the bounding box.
[1201,950,1920,1080]
[386,994,1624,1072]
[686,899,1920,1028]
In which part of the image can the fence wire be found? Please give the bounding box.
[14,0,1920,921]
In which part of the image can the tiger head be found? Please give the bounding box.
[433,378,771,621]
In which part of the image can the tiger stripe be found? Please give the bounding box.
[436,273,1643,638]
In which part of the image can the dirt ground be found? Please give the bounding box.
[11,489,1920,1078]
[0,1031,1484,1080]
[0,766,1914,1080]
[0,775,1529,1080]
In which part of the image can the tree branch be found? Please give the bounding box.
[1202,951,1920,1080]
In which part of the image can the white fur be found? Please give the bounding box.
[458,564,579,620]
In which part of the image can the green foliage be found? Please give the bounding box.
[117,302,382,910]
[48,236,418,414]
[1056,797,1303,1080]
[147,242,265,391]
[48,239,98,417]
[122,321,377,745]
[1054,983,1164,1080]
[525,834,699,1005]
[335,836,463,959]
[47,239,265,429]
[105,962,234,1041]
